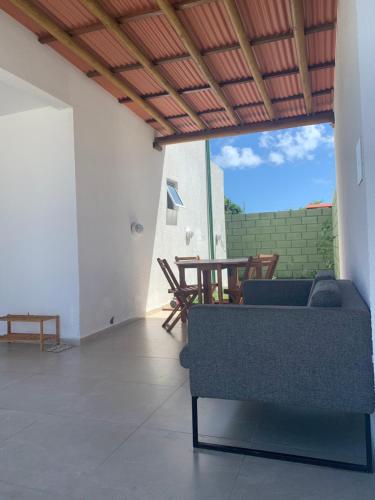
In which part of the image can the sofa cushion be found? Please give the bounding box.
[308,279,342,307]
[307,270,336,304]
[315,270,336,282]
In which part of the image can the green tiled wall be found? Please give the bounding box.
[226,207,334,278]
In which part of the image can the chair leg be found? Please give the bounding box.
[167,308,184,332]
[162,306,178,327]
[162,303,182,332]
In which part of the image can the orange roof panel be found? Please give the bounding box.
[1,0,337,141]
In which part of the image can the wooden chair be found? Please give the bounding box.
[224,256,255,304]
[256,253,279,279]
[157,258,199,333]
[175,255,217,303]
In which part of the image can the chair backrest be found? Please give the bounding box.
[175,255,200,262]
[157,258,180,291]
[242,256,256,282]
[256,254,279,279]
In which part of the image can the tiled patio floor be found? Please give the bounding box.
[0,315,374,499]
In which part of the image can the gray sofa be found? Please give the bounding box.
[180,272,375,472]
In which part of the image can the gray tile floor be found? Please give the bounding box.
[0,316,374,499]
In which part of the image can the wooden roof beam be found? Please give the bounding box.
[290,0,313,114]
[223,0,274,120]
[156,0,241,125]
[81,0,205,130]
[153,111,334,146]
[8,0,176,134]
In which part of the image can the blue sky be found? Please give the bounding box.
[210,124,335,213]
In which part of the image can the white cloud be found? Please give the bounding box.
[213,145,262,169]
[269,151,284,165]
[258,125,334,163]
[259,132,273,149]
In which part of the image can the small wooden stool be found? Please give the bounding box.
[0,314,60,352]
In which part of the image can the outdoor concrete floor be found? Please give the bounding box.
[0,314,374,499]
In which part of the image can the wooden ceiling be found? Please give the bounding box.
[0,0,336,147]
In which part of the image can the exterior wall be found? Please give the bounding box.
[211,162,227,259]
[0,12,225,338]
[334,0,370,299]
[226,207,333,278]
[332,193,340,277]
[146,151,226,310]
[335,0,375,440]
[0,107,79,340]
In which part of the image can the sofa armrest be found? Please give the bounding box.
[243,279,313,306]
[186,304,374,414]
[179,345,190,368]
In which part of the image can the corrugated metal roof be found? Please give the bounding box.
[159,59,207,89]
[80,30,138,67]
[303,0,336,27]
[183,89,220,110]
[103,0,158,18]
[1,0,337,140]
[237,0,291,38]
[124,15,187,59]
[223,81,262,106]
[35,0,97,29]
[205,50,249,82]
[237,104,269,123]
[265,74,302,99]
[178,2,237,50]
[306,29,336,66]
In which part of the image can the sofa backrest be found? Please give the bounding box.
[243,279,313,306]
[308,279,342,307]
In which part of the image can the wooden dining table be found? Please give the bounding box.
[175,258,249,304]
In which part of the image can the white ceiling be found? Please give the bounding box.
[0,68,67,117]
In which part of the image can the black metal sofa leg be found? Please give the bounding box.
[192,397,373,473]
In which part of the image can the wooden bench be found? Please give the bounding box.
[0,314,60,352]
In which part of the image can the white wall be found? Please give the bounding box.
[334,0,371,299]
[335,0,375,440]
[356,0,375,328]
[0,10,166,338]
[0,107,79,340]
[0,11,225,338]
[146,146,226,311]
[211,162,227,260]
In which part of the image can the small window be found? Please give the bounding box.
[167,181,184,209]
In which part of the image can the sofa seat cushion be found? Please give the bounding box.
[308,279,342,307]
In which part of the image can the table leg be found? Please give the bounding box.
[202,270,213,304]
[197,268,202,304]
[217,265,223,304]
[179,267,187,288]
[56,316,60,345]
[227,265,239,290]
[177,267,188,323]
[227,265,239,303]
[7,320,11,343]
[40,320,44,352]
